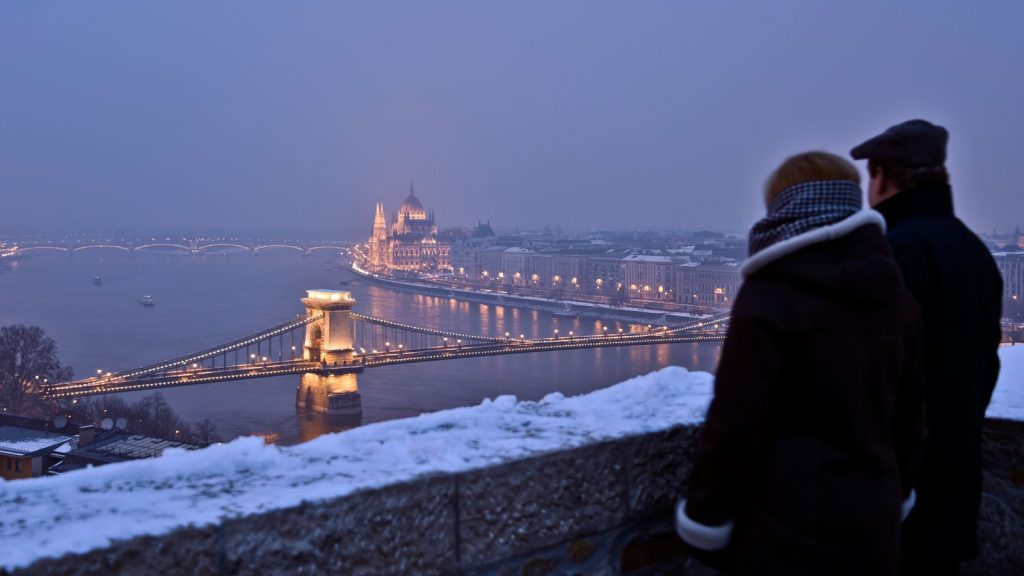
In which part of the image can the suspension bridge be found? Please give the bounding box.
[44,290,729,415]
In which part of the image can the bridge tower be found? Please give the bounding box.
[296,289,362,417]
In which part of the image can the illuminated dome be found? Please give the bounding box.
[398,183,426,220]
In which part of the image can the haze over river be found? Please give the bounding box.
[0,251,722,444]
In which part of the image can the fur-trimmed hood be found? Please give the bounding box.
[742,210,886,278]
[740,210,901,309]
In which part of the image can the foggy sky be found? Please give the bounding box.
[1,1,1022,239]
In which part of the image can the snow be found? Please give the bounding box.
[987,345,1024,420]
[0,367,714,570]
[0,347,1020,570]
[0,427,75,457]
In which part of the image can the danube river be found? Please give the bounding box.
[0,251,723,444]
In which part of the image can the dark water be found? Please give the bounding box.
[0,251,722,443]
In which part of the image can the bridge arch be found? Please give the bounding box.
[133,243,191,253]
[254,244,305,254]
[72,244,131,252]
[305,246,347,253]
[12,246,69,253]
[196,243,252,253]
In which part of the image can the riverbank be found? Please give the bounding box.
[348,263,713,325]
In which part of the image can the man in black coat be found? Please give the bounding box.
[851,120,1003,574]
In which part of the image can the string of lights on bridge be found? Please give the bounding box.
[43,309,731,398]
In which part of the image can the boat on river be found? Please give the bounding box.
[139,295,155,307]
[552,302,578,319]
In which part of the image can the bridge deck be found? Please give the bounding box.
[45,329,725,398]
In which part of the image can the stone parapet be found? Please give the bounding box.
[11,419,1021,576]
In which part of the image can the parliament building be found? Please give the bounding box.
[367,184,452,273]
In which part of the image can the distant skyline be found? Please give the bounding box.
[2,2,1023,238]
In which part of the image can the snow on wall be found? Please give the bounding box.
[0,367,714,570]
[988,345,1024,420]
[1,346,1021,571]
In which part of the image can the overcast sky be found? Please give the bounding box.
[1,1,1021,239]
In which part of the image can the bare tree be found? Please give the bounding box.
[190,419,222,444]
[0,325,73,418]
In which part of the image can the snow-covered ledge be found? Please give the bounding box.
[3,348,1022,575]
[1,368,715,574]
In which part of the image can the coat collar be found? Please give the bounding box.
[874,183,955,227]
[740,210,886,278]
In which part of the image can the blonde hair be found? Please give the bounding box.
[765,151,861,206]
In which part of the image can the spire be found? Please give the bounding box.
[409,180,415,197]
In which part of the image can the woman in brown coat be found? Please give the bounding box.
[675,152,926,575]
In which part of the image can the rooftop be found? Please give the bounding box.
[0,426,75,458]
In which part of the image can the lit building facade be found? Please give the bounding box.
[366,184,451,273]
[450,241,743,311]
[995,252,1024,320]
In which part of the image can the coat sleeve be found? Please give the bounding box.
[894,308,927,507]
[678,309,785,550]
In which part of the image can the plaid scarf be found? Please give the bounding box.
[748,180,863,257]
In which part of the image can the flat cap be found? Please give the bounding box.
[850,119,948,168]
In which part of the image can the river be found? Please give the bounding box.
[0,250,722,444]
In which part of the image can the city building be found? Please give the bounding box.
[622,255,675,302]
[995,252,1024,320]
[50,430,203,474]
[0,415,81,480]
[366,184,452,273]
[449,235,743,311]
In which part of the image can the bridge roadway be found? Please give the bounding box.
[45,327,727,399]
[6,239,350,256]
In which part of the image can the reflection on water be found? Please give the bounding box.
[0,251,722,444]
[297,412,362,444]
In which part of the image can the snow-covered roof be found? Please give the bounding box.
[621,254,673,263]
[0,427,75,458]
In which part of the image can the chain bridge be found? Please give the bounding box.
[45,290,729,416]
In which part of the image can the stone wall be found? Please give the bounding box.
[12,420,1023,576]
